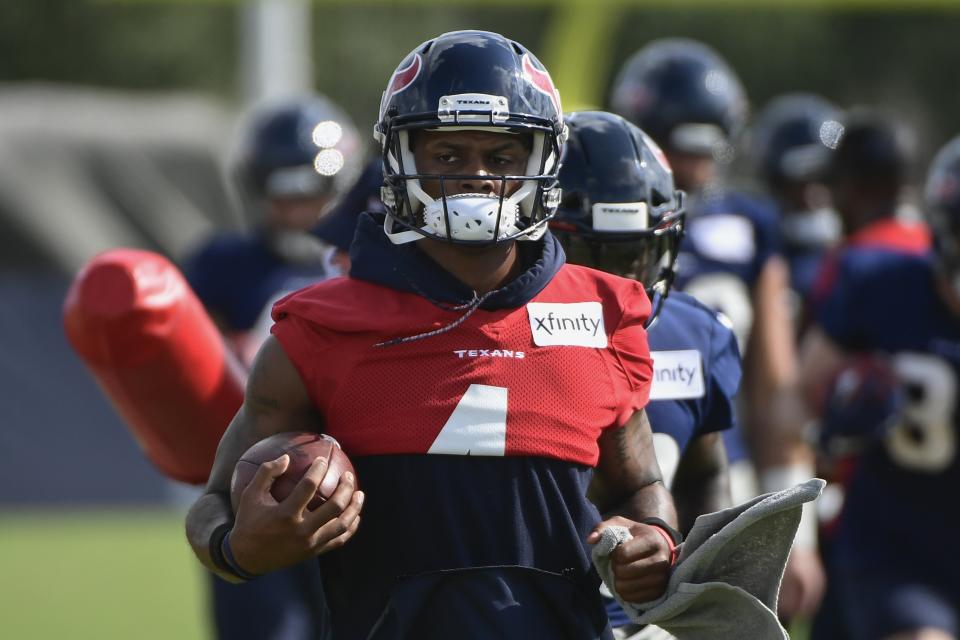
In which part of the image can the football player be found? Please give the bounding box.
[798,135,960,640]
[610,38,823,620]
[801,115,940,640]
[183,95,363,364]
[807,112,931,317]
[185,31,679,639]
[552,110,741,640]
[182,95,362,640]
[751,93,844,325]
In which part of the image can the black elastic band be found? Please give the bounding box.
[208,522,235,575]
[222,530,260,581]
[640,517,683,546]
[208,522,257,582]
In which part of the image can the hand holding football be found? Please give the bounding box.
[230,432,355,513]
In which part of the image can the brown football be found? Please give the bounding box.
[230,432,355,513]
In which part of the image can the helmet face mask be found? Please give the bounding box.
[559,217,683,293]
[375,31,566,245]
[552,111,685,322]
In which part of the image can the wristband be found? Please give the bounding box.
[222,530,260,581]
[208,522,256,582]
[208,522,234,574]
[641,517,682,566]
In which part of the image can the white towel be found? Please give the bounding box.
[591,478,825,640]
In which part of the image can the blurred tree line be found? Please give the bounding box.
[3,1,959,169]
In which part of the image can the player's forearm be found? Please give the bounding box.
[605,480,679,528]
[673,486,725,534]
[182,404,280,581]
[747,384,812,470]
[671,437,731,533]
[745,256,811,467]
[593,410,680,528]
[184,490,245,583]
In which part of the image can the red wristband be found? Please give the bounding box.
[648,524,680,566]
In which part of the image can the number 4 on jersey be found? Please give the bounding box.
[428,384,509,456]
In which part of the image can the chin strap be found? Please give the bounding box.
[383,213,427,245]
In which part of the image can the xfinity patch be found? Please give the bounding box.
[527,302,607,348]
[650,350,705,400]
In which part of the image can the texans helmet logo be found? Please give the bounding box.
[522,54,561,116]
[380,54,422,119]
[640,130,673,175]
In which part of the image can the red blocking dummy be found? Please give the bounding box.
[64,249,245,485]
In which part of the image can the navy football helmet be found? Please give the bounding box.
[925,135,960,292]
[752,93,844,188]
[552,111,685,321]
[826,113,908,188]
[235,95,362,202]
[375,30,566,245]
[609,38,747,158]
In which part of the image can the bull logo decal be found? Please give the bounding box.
[521,54,561,116]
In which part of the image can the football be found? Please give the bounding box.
[230,432,355,513]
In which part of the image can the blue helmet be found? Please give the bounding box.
[375,30,566,245]
[609,38,747,157]
[235,95,362,201]
[552,111,685,321]
[925,135,960,289]
[752,93,844,188]
[825,113,908,189]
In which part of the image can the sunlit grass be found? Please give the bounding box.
[0,509,817,639]
[0,509,209,640]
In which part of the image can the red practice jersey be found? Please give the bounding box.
[271,263,653,467]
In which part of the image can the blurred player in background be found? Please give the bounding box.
[807,112,931,318]
[610,38,824,621]
[183,95,363,365]
[799,134,960,640]
[552,110,741,640]
[750,93,844,327]
[311,158,386,271]
[243,158,386,349]
[801,113,936,640]
[182,95,362,640]
[186,30,680,639]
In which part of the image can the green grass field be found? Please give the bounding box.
[0,509,209,640]
[0,509,812,639]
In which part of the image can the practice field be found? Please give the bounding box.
[0,510,813,639]
[0,510,208,640]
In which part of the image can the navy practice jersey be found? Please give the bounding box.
[787,245,829,309]
[674,189,781,335]
[673,189,781,463]
[183,231,329,331]
[808,217,931,324]
[817,249,960,582]
[646,292,742,483]
[605,291,742,628]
